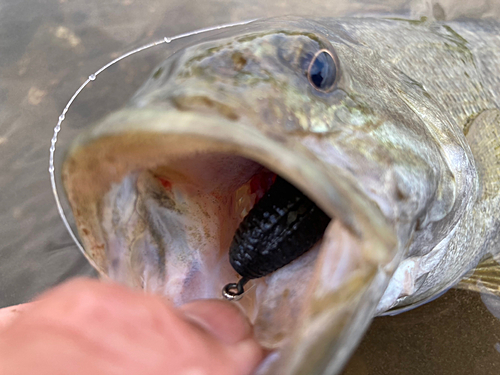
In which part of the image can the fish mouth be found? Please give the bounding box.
[63,108,398,375]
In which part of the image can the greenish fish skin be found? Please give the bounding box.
[62,16,500,375]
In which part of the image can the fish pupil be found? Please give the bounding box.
[310,68,324,87]
[308,50,337,91]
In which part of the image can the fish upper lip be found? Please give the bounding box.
[69,106,392,233]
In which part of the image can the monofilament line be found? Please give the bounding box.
[49,19,258,255]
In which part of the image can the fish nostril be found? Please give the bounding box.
[395,185,408,202]
[231,51,247,71]
[153,67,164,79]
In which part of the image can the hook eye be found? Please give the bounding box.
[222,278,248,301]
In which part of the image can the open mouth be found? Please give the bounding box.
[138,157,334,348]
[77,147,332,348]
[62,108,397,373]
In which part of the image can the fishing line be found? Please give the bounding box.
[48,19,258,256]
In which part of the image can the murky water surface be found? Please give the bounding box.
[343,289,500,375]
[1,1,499,373]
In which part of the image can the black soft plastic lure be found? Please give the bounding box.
[223,176,331,300]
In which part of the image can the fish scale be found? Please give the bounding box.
[333,17,496,126]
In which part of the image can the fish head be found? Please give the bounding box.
[135,17,468,239]
[62,17,475,375]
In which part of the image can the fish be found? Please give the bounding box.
[61,16,500,375]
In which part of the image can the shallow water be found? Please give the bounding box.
[343,289,500,375]
[1,1,499,374]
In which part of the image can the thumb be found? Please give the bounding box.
[181,299,253,345]
[180,299,264,375]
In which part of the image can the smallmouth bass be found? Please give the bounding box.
[62,16,500,375]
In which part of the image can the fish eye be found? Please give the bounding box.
[307,49,337,92]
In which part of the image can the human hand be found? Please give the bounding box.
[0,278,264,375]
